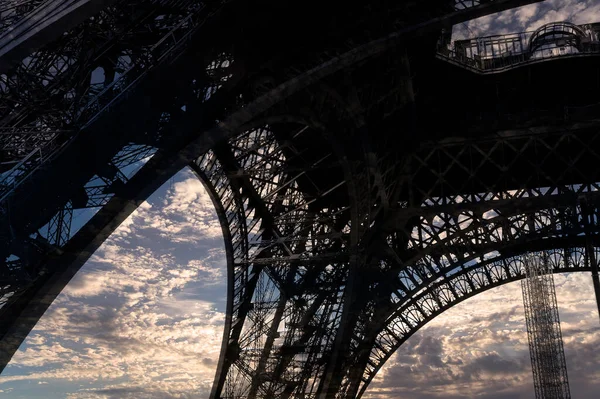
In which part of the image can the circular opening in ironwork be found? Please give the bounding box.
[529,22,586,57]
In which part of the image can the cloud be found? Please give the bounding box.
[112,169,223,246]
[366,274,600,398]
[2,169,228,398]
[453,0,600,40]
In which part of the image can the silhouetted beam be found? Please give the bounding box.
[213,143,298,399]
[0,0,541,74]
[389,191,600,228]
[0,0,117,73]
[592,259,600,323]
[581,199,600,323]
[0,50,247,371]
[420,0,545,31]
[357,264,590,398]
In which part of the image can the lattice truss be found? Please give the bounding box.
[521,252,571,399]
[187,119,600,398]
[195,122,354,398]
[328,126,600,398]
[0,0,47,33]
[0,0,218,195]
[0,0,233,310]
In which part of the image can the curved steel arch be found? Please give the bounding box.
[325,122,600,397]
[191,105,362,399]
[332,212,600,397]
[188,163,240,399]
[358,247,593,397]
[186,109,600,399]
[528,21,588,53]
[326,136,600,397]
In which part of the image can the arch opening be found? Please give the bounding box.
[1,167,229,398]
[364,271,600,399]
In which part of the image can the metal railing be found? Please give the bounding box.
[438,21,600,73]
[0,0,221,203]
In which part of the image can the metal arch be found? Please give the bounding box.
[0,4,428,375]
[188,162,242,399]
[0,0,545,261]
[0,50,244,373]
[528,21,588,53]
[225,106,364,398]
[327,206,598,398]
[344,185,600,395]
[357,247,593,398]
[193,108,358,399]
[0,15,243,370]
[326,120,600,398]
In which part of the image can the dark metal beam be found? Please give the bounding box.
[0,0,118,73]
[0,50,247,371]
[581,197,600,324]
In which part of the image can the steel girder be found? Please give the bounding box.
[329,123,600,398]
[0,0,240,371]
[193,123,352,398]
[189,117,600,398]
[0,1,120,73]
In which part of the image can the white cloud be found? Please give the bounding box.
[113,169,222,245]
[454,0,600,40]
[366,274,600,398]
[2,169,227,398]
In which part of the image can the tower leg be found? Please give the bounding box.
[521,252,571,399]
[591,262,600,324]
[584,228,600,323]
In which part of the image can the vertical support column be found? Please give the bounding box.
[580,197,600,323]
[521,252,571,399]
[591,255,600,324]
[585,225,600,323]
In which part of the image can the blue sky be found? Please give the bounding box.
[1,169,227,398]
[2,0,600,397]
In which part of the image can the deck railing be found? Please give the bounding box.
[437,21,600,73]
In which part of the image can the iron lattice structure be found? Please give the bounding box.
[438,20,600,72]
[0,1,599,398]
[521,253,571,399]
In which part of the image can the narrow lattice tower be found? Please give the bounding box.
[521,253,571,399]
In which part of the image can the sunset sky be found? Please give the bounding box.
[1,1,600,398]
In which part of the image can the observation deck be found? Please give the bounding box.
[437,21,600,73]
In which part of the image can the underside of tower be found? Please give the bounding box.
[0,0,599,398]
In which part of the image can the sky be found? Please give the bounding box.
[453,0,600,39]
[1,169,227,398]
[1,1,600,398]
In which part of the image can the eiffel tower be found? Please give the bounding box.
[0,1,599,398]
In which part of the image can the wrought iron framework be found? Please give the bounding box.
[522,252,571,399]
[438,21,600,72]
[0,1,598,398]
